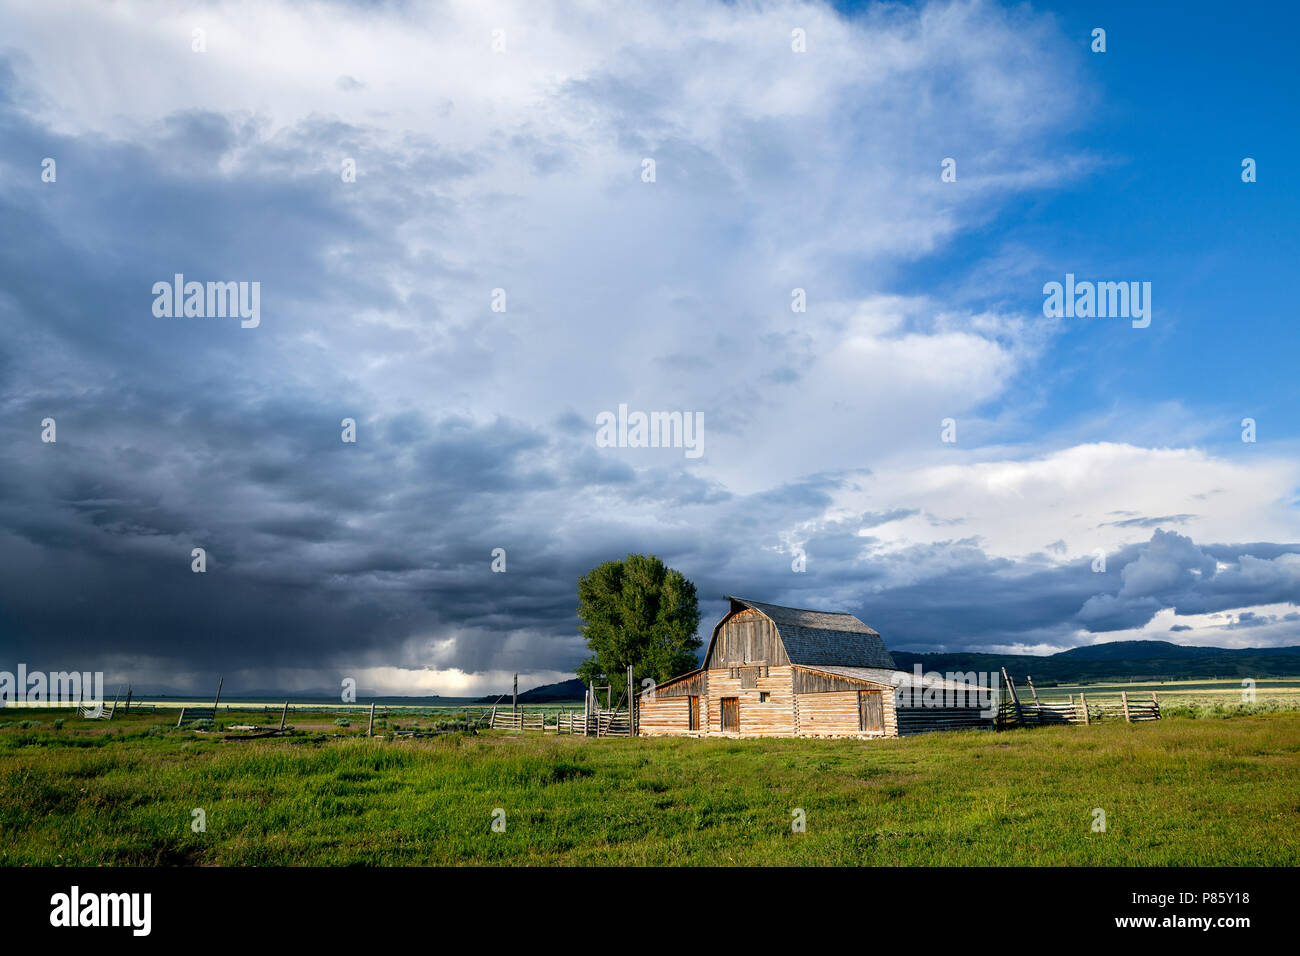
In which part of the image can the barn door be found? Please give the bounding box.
[721,697,739,732]
[859,690,884,732]
[688,695,700,731]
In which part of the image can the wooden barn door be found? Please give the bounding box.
[721,697,739,732]
[688,696,700,731]
[859,691,884,732]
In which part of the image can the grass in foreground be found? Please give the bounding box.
[1,709,1298,865]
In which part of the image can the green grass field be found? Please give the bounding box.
[2,705,1298,866]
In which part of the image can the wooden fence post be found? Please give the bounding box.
[367,702,376,737]
[1079,692,1090,726]
[1121,691,1131,723]
[627,664,635,737]
[1001,668,1024,727]
[176,706,186,728]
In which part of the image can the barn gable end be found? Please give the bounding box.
[703,606,789,668]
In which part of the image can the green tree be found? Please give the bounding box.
[575,553,701,692]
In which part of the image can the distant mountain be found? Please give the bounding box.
[475,677,587,703]
[1052,640,1300,661]
[891,640,1300,684]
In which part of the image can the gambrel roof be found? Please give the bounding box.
[721,596,896,669]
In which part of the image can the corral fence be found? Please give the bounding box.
[996,668,1161,729]
[475,669,637,737]
[480,707,633,736]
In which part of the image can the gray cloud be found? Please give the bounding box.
[1,3,1296,697]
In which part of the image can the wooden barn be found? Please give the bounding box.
[637,596,994,738]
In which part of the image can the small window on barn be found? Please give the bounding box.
[759,692,770,703]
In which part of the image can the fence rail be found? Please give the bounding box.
[483,707,634,737]
[996,687,1161,729]
[176,707,216,727]
[78,700,116,720]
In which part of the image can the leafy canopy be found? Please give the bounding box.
[575,553,702,691]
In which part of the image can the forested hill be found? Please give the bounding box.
[890,640,1300,684]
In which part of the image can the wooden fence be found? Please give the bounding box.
[483,708,633,736]
[477,670,638,737]
[996,681,1161,729]
[176,707,216,727]
[78,700,116,720]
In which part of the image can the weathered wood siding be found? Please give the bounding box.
[793,668,883,694]
[705,608,790,668]
[702,665,795,736]
[794,690,898,737]
[654,670,707,698]
[638,694,693,736]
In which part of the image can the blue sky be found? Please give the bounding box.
[0,0,1297,696]
[890,0,1300,445]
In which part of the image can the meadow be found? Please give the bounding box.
[1,704,1298,866]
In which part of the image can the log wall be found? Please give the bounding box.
[794,690,898,738]
[637,694,694,736]
[704,665,795,736]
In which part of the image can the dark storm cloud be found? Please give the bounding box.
[0,74,573,687]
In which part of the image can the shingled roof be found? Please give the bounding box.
[725,596,896,669]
